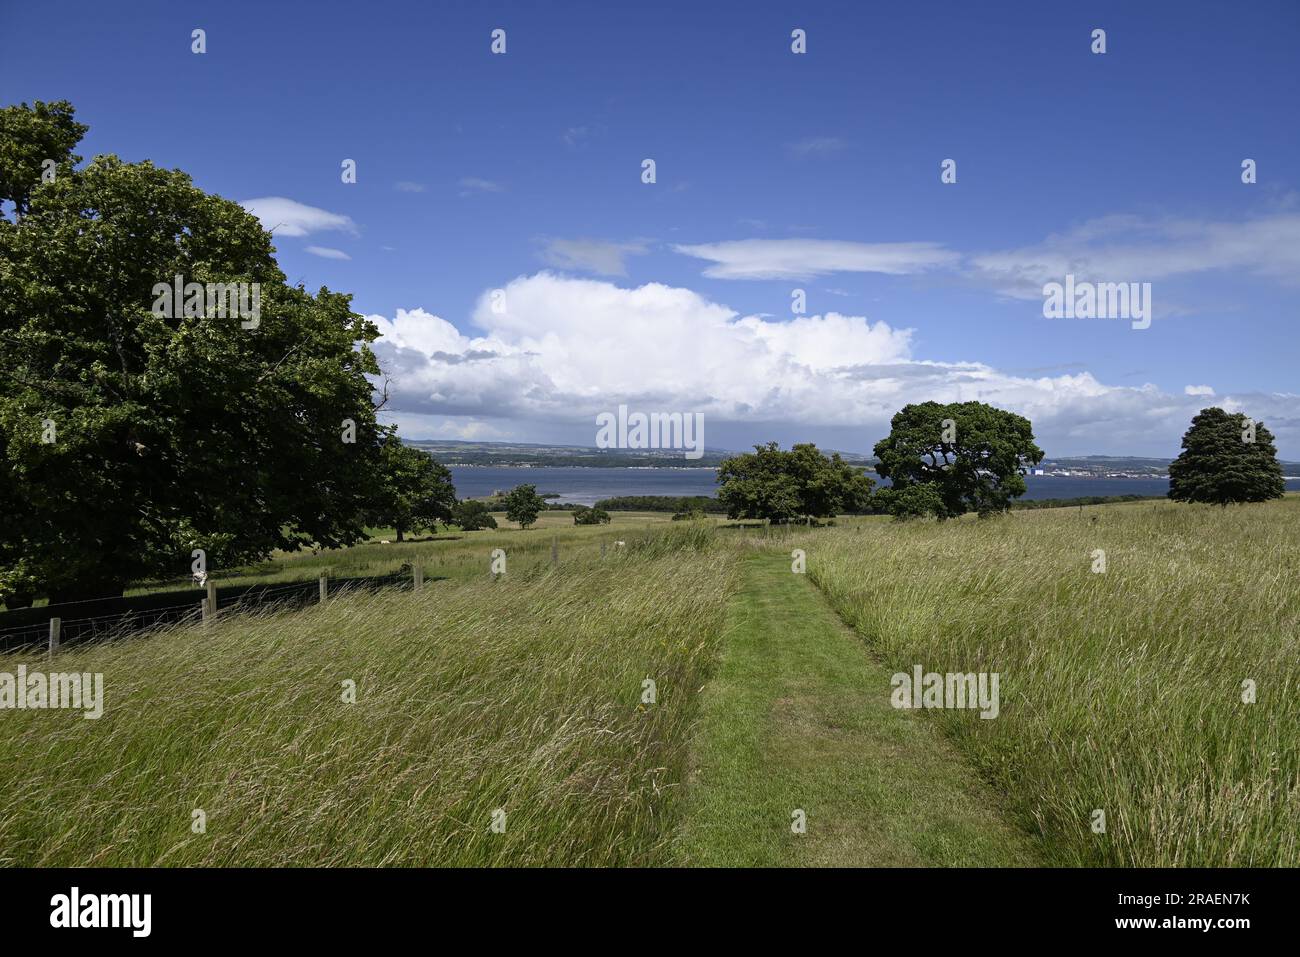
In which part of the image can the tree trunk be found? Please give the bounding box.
[396,525,405,542]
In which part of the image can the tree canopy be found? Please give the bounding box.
[873,401,1043,519]
[0,101,387,603]
[502,484,546,529]
[1168,407,1285,505]
[452,499,498,531]
[368,439,457,540]
[572,505,611,525]
[0,100,87,216]
[716,442,875,523]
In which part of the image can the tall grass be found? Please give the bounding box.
[0,534,737,866]
[119,510,675,597]
[795,498,1300,866]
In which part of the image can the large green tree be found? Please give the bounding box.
[0,101,386,603]
[368,439,458,540]
[873,401,1043,519]
[716,442,875,523]
[1168,407,1285,505]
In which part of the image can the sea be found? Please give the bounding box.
[447,466,1300,507]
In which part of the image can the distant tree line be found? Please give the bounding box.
[425,449,733,468]
[1010,494,1160,510]
[594,495,728,513]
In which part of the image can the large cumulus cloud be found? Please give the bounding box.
[367,272,1300,456]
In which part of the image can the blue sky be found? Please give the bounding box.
[3,0,1298,456]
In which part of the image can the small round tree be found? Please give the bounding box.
[502,484,546,529]
[572,505,611,525]
[1168,407,1285,505]
[452,499,498,531]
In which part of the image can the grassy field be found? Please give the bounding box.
[790,497,1300,866]
[2,499,1293,867]
[0,522,736,866]
[115,510,678,597]
[0,511,677,610]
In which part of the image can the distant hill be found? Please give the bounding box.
[404,439,734,468]
[402,440,1297,473]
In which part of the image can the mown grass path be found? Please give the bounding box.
[675,550,1039,866]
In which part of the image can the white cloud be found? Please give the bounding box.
[238,197,356,238]
[366,273,1300,455]
[379,413,507,441]
[970,213,1300,299]
[674,239,960,280]
[305,246,351,260]
[538,238,650,276]
[673,211,1300,293]
[395,181,426,193]
[1184,385,1215,396]
[458,177,504,195]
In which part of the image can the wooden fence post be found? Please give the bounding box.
[202,598,211,625]
[206,579,217,619]
[413,564,424,592]
[319,573,329,603]
[551,536,558,566]
[48,617,60,657]
[601,541,606,560]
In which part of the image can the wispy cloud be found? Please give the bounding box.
[786,136,845,158]
[538,238,650,276]
[969,213,1300,299]
[676,212,1300,292]
[239,197,357,238]
[458,177,504,196]
[562,126,595,148]
[1185,384,1215,396]
[674,238,959,280]
[394,181,426,193]
[305,246,351,260]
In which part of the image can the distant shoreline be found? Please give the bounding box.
[440,462,721,471]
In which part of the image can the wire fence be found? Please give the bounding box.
[0,569,422,654]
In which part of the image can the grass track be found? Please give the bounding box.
[674,550,1039,866]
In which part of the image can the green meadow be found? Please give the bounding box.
[0,499,1295,866]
